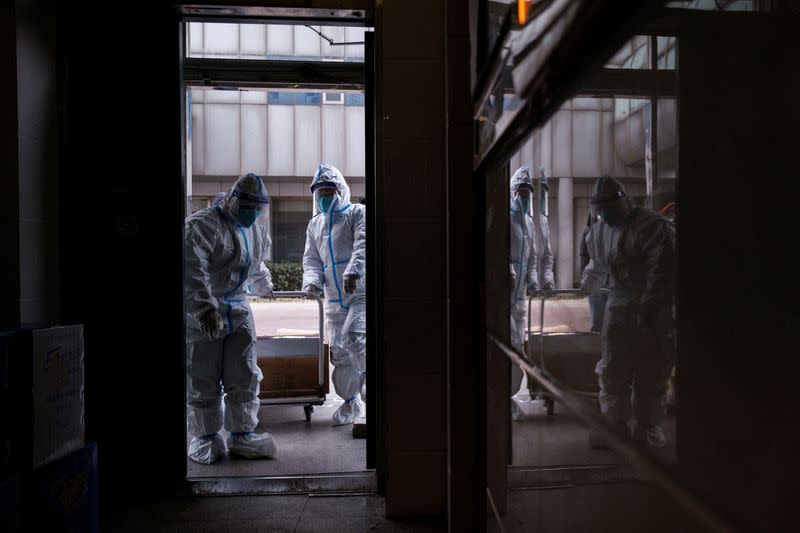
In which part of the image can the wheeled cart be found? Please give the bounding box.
[527,289,602,416]
[256,291,328,422]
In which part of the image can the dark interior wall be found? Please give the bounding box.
[15,0,60,326]
[677,14,800,531]
[1,0,60,328]
[445,0,482,528]
[376,0,449,517]
[1,1,21,327]
[59,5,186,509]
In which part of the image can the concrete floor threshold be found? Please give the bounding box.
[189,470,378,496]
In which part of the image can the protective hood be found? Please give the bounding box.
[590,175,632,227]
[220,173,270,226]
[310,163,351,214]
[510,165,534,213]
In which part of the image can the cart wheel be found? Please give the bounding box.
[546,397,555,416]
[304,405,314,422]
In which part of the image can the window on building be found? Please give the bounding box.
[272,199,313,263]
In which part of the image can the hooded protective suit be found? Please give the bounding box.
[185,173,277,463]
[508,167,541,420]
[509,166,539,352]
[583,177,675,444]
[302,164,366,425]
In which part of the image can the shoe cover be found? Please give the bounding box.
[632,424,666,448]
[332,395,364,426]
[511,398,524,422]
[188,433,225,464]
[227,432,277,459]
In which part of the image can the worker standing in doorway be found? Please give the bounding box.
[184,173,278,464]
[583,176,676,448]
[509,166,540,421]
[302,164,367,426]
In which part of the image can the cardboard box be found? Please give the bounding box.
[1,325,85,471]
[258,343,329,399]
[30,442,98,533]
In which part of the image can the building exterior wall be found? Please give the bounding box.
[186,23,368,262]
[510,95,677,286]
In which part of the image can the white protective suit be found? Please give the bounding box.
[509,167,539,421]
[582,177,675,445]
[302,164,366,425]
[185,173,277,463]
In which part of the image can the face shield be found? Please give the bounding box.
[313,185,339,214]
[510,166,534,214]
[227,174,270,228]
[590,176,632,227]
[310,163,349,216]
[514,184,533,214]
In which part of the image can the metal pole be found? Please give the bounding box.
[646,36,659,210]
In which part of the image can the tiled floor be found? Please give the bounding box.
[109,494,445,533]
[488,482,707,533]
[187,400,366,478]
[511,398,677,467]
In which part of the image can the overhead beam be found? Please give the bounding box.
[183,58,365,89]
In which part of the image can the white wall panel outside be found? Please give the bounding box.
[266,24,293,56]
[552,110,572,177]
[241,104,268,175]
[188,22,204,55]
[240,24,267,56]
[320,26,345,58]
[345,106,365,177]
[268,105,295,175]
[205,103,240,175]
[204,23,238,56]
[322,105,347,171]
[294,106,322,178]
[190,100,205,175]
[345,27,366,57]
[294,26,321,57]
[571,111,602,177]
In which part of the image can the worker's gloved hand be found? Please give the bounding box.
[343,274,359,295]
[510,270,517,289]
[305,285,322,300]
[198,308,223,341]
[526,283,540,297]
[263,288,276,300]
[541,283,555,297]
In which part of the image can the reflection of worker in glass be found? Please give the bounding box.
[583,177,675,448]
[509,167,539,421]
[185,173,278,464]
[302,164,366,426]
[580,214,607,333]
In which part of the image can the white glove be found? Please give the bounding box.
[343,274,358,295]
[526,283,540,297]
[541,283,555,297]
[197,308,223,341]
[305,285,322,299]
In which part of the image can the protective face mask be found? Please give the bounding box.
[237,206,259,228]
[318,195,335,214]
[518,195,530,214]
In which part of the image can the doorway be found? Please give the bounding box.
[179,10,378,494]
